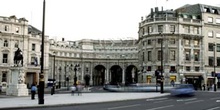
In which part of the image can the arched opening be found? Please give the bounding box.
[110,65,122,85]
[125,65,138,85]
[93,65,105,86]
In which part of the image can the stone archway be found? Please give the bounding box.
[110,65,122,85]
[125,65,138,85]
[93,65,105,86]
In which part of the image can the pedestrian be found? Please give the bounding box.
[202,84,206,91]
[77,82,83,96]
[31,84,37,100]
[70,85,76,96]
[170,80,175,87]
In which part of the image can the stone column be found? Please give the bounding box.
[6,67,28,96]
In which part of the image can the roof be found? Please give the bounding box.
[28,25,41,35]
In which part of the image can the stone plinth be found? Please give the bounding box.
[6,67,28,96]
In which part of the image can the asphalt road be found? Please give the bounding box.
[13,91,220,110]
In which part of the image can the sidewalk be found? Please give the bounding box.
[0,92,169,109]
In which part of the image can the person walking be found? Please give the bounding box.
[77,82,83,96]
[31,84,37,100]
[70,84,76,96]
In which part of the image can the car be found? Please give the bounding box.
[170,84,195,96]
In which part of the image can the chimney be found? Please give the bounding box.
[155,7,158,12]
[62,38,65,41]
[162,6,163,11]
[151,8,154,18]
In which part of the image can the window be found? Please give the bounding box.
[216,33,220,38]
[3,40,8,47]
[147,66,151,71]
[148,51,152,61]
[217,44,220,52]
[208,17,213,23]
[194,40,199,46]
[3,53,8,63]
[170,25,175,33]
[208,31,213,37]
[217,57,220,66]
[216,18,220,24]
[2,71,7,82]
[209,56,214,66]
[185,39,190,46]
[32,44,36,51]
[184,26,190,33]
[170,39,175,44]
[158,39,162,44]
[14,40,19,48]
[158,50,161,61]
[186,66,191,71]
[5,25,9,31]
[170,50,175,61]
[147,40,151,45]
[148,26,153,33]
[158,25,163,33]
[195,67,200,72]
[142,52,145,61]
[31,57,38,66]
[194,27,199,34]
[208,43,214,51]
[170,66,176,73]
[185,50,190,61]
[16,27,19,33]
[194,51,199,61]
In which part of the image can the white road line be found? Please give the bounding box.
[154,99,173,103]
[216,100,220,102]
[185,100,204,104]
[210,97,220,100]
[146,98,168,101]
[107,104,141,110]
[207,107,220,110]
[177,98,197,102]
[146,105,174,110]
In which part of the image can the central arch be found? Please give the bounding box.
[93,65,105,86]
[125,65,138,85]
[110,65,122,85]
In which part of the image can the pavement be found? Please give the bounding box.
[0,87,170,109]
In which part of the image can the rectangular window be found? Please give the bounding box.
[208,43,214,51]
[216,33,220,38]
[170,25,175,33]
[185,50,190,61]
[147,66,151,71]
[3,53,8,63]
[158,25,163,33]
[170,39,175,44]
[209,56,214,66]
[3,40,8,47]
[186,66,191,71]
[217,44,220,52]
[170,50,175,61]
[158,39,162,44]
[194,40,199,46]
[217,57,220,66]
[208,17,213,23]
[5,25,9,31]
[16,27,19,33]
[142,52,145,61]
[194,51,199,61]
[195,67,200,72]
[216,18,220,24]
[148,51,152,61]
[148,26,153,33]
[31,57,35,65]
[208,31,213,37]
[194,27,199,34]
[185,39,190,46]
[158,50,161,61]
[147,40,151,45]
[14,40,19,48]
[2,71,7,82]
[32,44,36,51]
[170,66,176,73]
[184,26,190,33]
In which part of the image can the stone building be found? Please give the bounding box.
[138,4,220,89]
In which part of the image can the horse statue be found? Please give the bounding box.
[14,48,23,67]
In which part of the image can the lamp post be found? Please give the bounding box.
[58,67,61,88]
[74,64,80,86]
[51,52,56,95]
[38,0,46,104]
[159,33,164,94]
[213,43,217,92]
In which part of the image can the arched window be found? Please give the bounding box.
[3,40,8,47]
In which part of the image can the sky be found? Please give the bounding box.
[0,0,220,41]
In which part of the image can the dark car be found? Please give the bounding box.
[170,84,195,96]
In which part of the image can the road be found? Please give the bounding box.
[14,91,220,110]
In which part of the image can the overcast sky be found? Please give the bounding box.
[0,0,219,41]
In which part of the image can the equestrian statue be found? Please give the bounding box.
[14,47,23,67]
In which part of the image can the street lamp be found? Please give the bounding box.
[159,32,164,94]
[74,64,80,86]
[51,52,56,95]
[58,67,61,88]
[213,43,217,92]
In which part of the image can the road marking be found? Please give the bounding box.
[216,100,220,102]
[154,99,173,103]
[146,98,168,101]
[107,104,141,110]
[207,107,220,110]
[146,105,174,110]
[210,97,220,100]
[185,100,204,104]
[177,98,197,102]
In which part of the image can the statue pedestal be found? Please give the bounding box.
[6,67,28,96]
